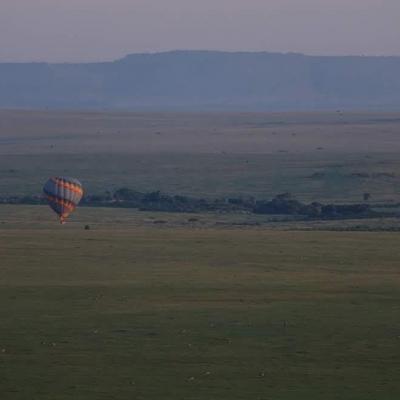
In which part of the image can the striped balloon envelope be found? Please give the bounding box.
[43,177,84,224]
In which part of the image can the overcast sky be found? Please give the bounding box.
[1,0,399,62]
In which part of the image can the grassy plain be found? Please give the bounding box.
[1,110,400,399]
[2,152,400,204]
[1,206,400,399]
[1,110,400,203]
[1,110,400,155]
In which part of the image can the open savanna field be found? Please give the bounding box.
[1,110,400,399]
[1,110,400,203]
[1,206,400,399]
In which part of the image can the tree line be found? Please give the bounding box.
[0,188,384,220]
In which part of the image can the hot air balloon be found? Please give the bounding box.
[43,177,83,224]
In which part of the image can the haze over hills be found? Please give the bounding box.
[1,50,400,111]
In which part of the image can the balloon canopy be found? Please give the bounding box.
[43,177,83,224]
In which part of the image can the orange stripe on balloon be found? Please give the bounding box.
[51,178,83,196]
[46,194,76,213]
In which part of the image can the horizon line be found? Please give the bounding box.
[1,49,400,64]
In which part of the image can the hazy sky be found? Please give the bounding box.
[1,0,399,62]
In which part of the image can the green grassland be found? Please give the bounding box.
[1,152,400,204]
[1,111,400,399]
[1,206,400,399]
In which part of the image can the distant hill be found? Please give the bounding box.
[1,51,400,111]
